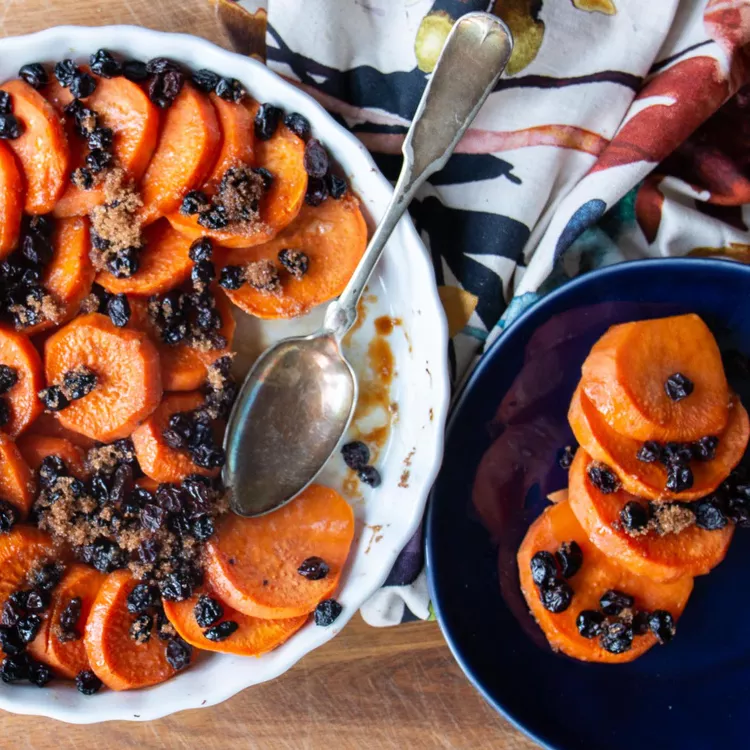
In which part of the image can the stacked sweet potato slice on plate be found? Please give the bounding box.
[0,50,368,693]
[518,314,750,663]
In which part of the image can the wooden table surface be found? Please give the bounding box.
[0,2,538,747]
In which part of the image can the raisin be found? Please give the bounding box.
[649,609,675,644]
[278,249,309,280]
[727,496,750,527]
[0,92,9,115]
[664,372,694,401]
[304,176,328,206]
[138,537,161,564]
[122,59,148,82]
[161,322,188,346]
[191,443,225,470]
[180,190,210,216]
[0,113,24,140]
[540,578,573,613]
[692,436,719,462]
[0,400,9,429]
[254,103,282,141]
[694,496,728,530]
[165,637,192,670]
[87,126,114,152]
[218,265,245,290]
[63,366,97,400]
[191,260,215,287]
[632,610,651,636]
[70,72,97,99]
[637,441,662,463]
[21,232,53,266]
[198,205,229,230]
[0,365,17,395]
[662,442,692,465]
[599,621,633,654]
[576,610,605,639]
[89,49,122,78]
[18,63,49,89]
[189,237,213,262]
[39,455,67,488]
[314,599,343,627]
[28,660,52,687]
[192,69,220,92]
[21,590,47,613]
[58,597,82,637]
[191,515,215,541]
[556,541,583,578]
[146,58,181,74]
[88,538,125,573]
[0,626,24,655]
[215,77,245,102]
[586,462,620,494]
[54,59,78,87]
[283,112,310,140]
[202,620,238,642]
[619,501,649,533]
[195,306,221,332]
[194,595,223,628]
[557,445,576,470]
[107,246,140,278]
[357,465,381,487]
[86,147,113,173]
[253,166,274,192]
[159,571,194,602]
[0,654,30,683]
[326,173,347,199]
[34,562,64,591]
[38,386,70,412]
[303,138,329,178]
[129,613,153,643]
[530,551,558,588]
[17,614,41,644]
[665,462,693,493]
[75,669,102,695]
[72,167,95,190]
[599,589,634,616]
[0,600,21,627]
[148,69,184,109]
[298,557,330,581]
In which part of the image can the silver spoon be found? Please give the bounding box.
[224,12,513,516]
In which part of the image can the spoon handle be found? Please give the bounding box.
[323,11,513,338]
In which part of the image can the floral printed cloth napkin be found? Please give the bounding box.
[214,0,750,625]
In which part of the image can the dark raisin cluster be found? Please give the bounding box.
[0,364,18,430]
[145,58,185,109]
[162,409,225,470]
[0,88,24,141]
[636,436,721,494]
[191,68,246,102]
[314,599,343,627]
[529,541,582,614]
[586,461,621,494]
[0,215,57,330]
[54,59,97,99]
[341,441,382,488]
[558,444,577,470]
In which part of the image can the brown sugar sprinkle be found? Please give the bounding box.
[244,260,281,293]
[652,503,696,536]
[218,166,265,224]
[86,440,136,475]
[80,292,100,314]
[9,293,62,330]
[89,168,143,260]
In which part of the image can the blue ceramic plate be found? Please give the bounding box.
[426,259,750,750]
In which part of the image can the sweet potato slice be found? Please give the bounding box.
[548,489,568,504]
[26,412,97,451]
[28,563,105,679]
[84,570,179,690]
[206,484,354,619]
[568,449,734,582]
[0,434,35,517]
[46,73,160,218]
[44,313,162,442]
[0,141,23,258]
[17,434,86,480]
[223,193,367,319]
[131,391,217,483]
[24,216,95,336]
[139,83,221,225]
[518,500,694,663]
[0,79,68,214]
[128,290,236,391]
[96,219,194,296]
[166,101,306,248]
[0,325,44,436]
[569,385,749,501]
[581,314,729,442]
[204,93,255,191]
[163,586,307,655]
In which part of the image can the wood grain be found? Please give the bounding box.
[0,2,539,747]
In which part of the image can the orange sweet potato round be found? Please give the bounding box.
[569,385,749,502]
[568,449,734,582]
[0,434,35,518]
[0,141,23,258]
[131,391,218,483]
[96,219,194,296]
[139,83,221,225]
[84,570,180,690]
[0,325,44,437]
[24,216,95,336]
[518,499,694,663]
[163,587,307,656]
[223,193,367,319]
[28,563,105,679]
[206,484,354,619]
[16,434,87,480]
[44,313,162,442]
[45,72,160,218]
[581,314,730,442]
[165,99,307,248]
[0,79,69,214]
